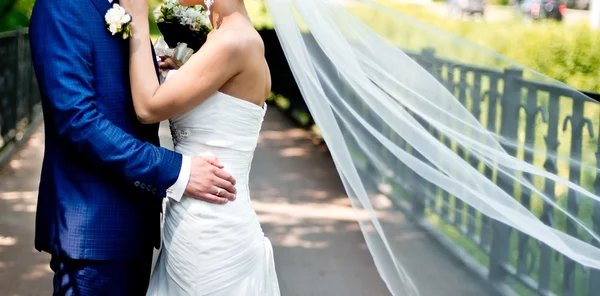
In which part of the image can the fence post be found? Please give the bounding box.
[419,47,437,76]
[536,92,561,293]
[591,185,600,295]
[16,29,24,123]
[488,68,523,283]
[418,48,451,221]
[407,48,437,219]
[410,122,426,220]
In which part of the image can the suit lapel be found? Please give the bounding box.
[89,0,160,81]
[90,0,112,18]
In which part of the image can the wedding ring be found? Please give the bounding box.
[216,187,222,196]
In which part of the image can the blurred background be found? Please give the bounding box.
[3,0,600,91]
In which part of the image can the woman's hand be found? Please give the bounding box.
[119,0,150,30]
[159,56,182,71]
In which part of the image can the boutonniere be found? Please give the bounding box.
[105,3,133,40]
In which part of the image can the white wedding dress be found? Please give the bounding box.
[146,86,280,295]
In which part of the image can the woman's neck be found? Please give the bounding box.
[209,1,251,30]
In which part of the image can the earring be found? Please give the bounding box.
[204,0,214,17]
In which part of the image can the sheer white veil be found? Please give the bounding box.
[262,0,600,294]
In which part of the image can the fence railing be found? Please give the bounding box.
[260,29,600,296]
[402,49,600,296]
[0,28,41,167]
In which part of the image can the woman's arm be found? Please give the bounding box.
[124,1,243,123]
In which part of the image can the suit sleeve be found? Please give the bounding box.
[30,0,182,197]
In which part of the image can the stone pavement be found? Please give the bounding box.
[0,107,494,296]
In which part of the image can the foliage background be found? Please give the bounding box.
[370,0,600,92]
[0,0,33,32]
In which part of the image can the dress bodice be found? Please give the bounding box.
[169,91,266,152]
[151,66,280,294]
[168,91,267,199]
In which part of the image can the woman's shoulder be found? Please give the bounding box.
[208,27,263,54]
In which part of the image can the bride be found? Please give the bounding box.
[121,0,279,294]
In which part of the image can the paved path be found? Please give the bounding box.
[0,127,51,296]
[0,107,495,295]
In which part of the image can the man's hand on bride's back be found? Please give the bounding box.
[185,155,237,204]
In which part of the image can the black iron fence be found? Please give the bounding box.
[399,50,600,296]
[260,28,600,295]
[0,28,41,166]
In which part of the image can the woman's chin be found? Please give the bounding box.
[179,0,204,7]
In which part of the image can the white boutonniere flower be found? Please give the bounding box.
[105,4,132,40]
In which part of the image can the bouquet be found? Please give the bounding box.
[154,0,212,53]
[154,36,196,83]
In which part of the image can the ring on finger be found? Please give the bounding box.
[216,187,222,196]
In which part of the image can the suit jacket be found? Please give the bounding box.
[29,0,182,260]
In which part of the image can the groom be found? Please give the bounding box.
[29,0,236,295]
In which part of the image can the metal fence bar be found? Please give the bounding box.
[466,71,483,239]
[536,91,562,295]
[515,86,538,278]
[480,73,502,255]
[564,96,591,296]
[489,68,524,284]
[0,28,42,167]
[591,121,600,295]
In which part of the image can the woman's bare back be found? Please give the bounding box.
[208,20,271,108]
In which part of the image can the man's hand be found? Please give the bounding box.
[184,155,237,204]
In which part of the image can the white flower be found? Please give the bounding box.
[104,4,132,39]
[177,6,211,31]
[181,9,196,25]
[154,6,164,22]
[173,6,185,18]
[165,0,178,9]
[198,13,210,27]
[105,4,126,24]
[108,24,119,35]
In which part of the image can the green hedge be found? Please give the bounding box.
[374,0,600,92]
[0,0,33,32]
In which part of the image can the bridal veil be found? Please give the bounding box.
[262,0,600,294]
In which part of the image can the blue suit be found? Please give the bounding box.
[29,0,182,294]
